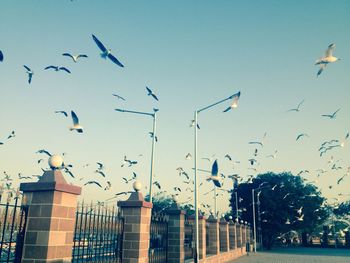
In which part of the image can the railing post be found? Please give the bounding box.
[194,214,206,260]
[19,169,81,262]
[219,217,229,252]
[166,203,185,263]
[236,223,242,249]
[242,223,247,252]
[206,215,219,255]
[117,186,152,263]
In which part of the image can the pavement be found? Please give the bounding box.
[229,247,350,263]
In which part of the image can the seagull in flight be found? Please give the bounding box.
[315,43,340,77]
[0,50,3,62]
[207,160,222,188]
[23,65,34,84]
[322,109,340,119]
[296,133,309,141]
[146,87,159,101]
[92,34,124,67]
[69,111,83,133]
[185,153,192,160]
[249,132,267,147]
[340,132,349,147]
[266,150,278,159]
[190,120,200,129]
[287,99,304,112]
[223,91,241,112]
[62,53,88,63]
[112,94,126,101]
[44,66,71,74]
[84,181,102,188]
[36,149,52,156]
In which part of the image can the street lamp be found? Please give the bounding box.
[193,91,240,262]
[115,108,157,203]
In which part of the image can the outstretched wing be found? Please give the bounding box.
[44,65,56,70]
[62,53,74,59]
[317,64,326,77]
[107,53,124,67]
[146,87,152,95]
[92,34,107,52]
[0,50,3,62]
[59,67,71,73]
[77,54,88,59]
[151,93,159,101]
[223,106,231,113]
[211,160,218,177]
[23,65,31,71]
[71,111,79,125]
[325,43,335,57]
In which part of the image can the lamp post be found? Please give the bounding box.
[193,91,240,262]
[115,108,157,203]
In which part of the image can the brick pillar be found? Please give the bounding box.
[219,217,229,252]
[167,203,185,263]
[206,215,219,255]
[118,189,152,263]
[236,223,242,248]
[198,215,206,260]
[20,169,81,262]
[228,220,236,250]
[242,224,247,251]
[246,225,250,244]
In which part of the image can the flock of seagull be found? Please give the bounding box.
[0,38,348,215]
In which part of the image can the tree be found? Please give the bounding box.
[229,172,328,249]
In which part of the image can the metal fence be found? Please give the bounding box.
[149,213,168,263]
[184,216,194,260]
[0,192,28,263]
[72,202,124,262]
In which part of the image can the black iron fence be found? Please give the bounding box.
[149,213,168,263]
[0,192,28,263]
[72,202,124,262]
[184,216,194,260]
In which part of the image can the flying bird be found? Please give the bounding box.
[36,149,52,156]
[266,150,278,159]
[185,153,192,160]
[112,94,126,101]
[95,170,106,177]
[296,133,309,141]
[62,53,88,63]
[207,160,222,188]
[190,120,200,129]
[55,111,68,117]
[23,65,34,84]
[44,66,71,73]
[7,131,15,140]
[223,91,241,112]
[92,34,124,67]
[69,111,83,133]
[84,181,102,188]
[340,132,349,147]
[224,154,232,161]
[322,109,340,119]
[96,162,104,170]
[315,43,340,77]
[146,87,159,101]
[287,99,305,112]
[249,132,267,147]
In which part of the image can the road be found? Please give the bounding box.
[230,247,350,263]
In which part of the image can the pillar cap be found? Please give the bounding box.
[20,170,81,195]
[207,214,218,222]
[219,217,228,224]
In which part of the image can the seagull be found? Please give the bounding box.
[55,111,68,117]
[287,99,305,112]
[7,131,15,140]
[223,91,241,113]
[153,181,161,190]
[84,181,102,188]
[224,154,232,161]
[185,153,192,160]
[296,133,309,141]
[249,132,267,147]
[0,50,3,62]
[112,94,126,101]
[92,34,124,67]
[315,43,340,77]
[266,150,278,159]
[190,120,200,129]
[62,53,88,63]
[95,170,106,177]
[149,132,158,142]
[36,149,52,157]
[322,109,340,119]
[63,167,75,178]
[207,160,222,188]
[44,66,71,73]
[340,132,349,147]
[23,65,34,84]
[96,162,104,170]
[69,111,83,133]
[248,158,257,165]
[146,87,159,101]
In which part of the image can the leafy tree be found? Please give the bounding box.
[229,172,328,249]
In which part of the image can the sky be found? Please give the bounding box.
[0,0,349,214]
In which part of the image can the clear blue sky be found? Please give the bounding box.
[0,1,349,213]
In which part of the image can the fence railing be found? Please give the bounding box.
[72,202,124,262]
[149,213,168,263]
[184,216,194,260]
[0,192,27,263]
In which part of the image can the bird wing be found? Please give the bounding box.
[59,67,71,73]
[107,53,124,67]
[92,34,107,52]
[297,99,305,109]
[28,74,32,84]
[317,64,326,77]
[71,111,80,125]
[211,160,218,177]
[37,149,52,156]
[151,93,159,101]
[44,66,56,70]
[23,65,31,71]
[333,108,340,116]
[213,179,222,188]
[325,43,335,57]
[146,87,152,95]
[0,50,3,62]
[223,106,231,113]
[77,54,88,59]
[85,181,102,188]
[62,53,74,59]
